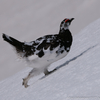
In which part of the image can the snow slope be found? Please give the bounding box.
[0,18,100,100]
[1,0,100,81]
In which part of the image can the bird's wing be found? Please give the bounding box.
[23,34,60,58]
[35,34,60,51]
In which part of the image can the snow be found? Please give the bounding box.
[0,17,100,100]
[1,0,100,81]
[1,0,100,99]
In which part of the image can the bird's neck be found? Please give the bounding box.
[58,29,73,42]
[59,28,69,34]
[59,29,72,38]
[58,29,73,45]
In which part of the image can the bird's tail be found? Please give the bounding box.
[2,33,24,52]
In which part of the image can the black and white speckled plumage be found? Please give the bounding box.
[2,18,74,88]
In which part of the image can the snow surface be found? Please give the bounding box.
[0,17,100,100]
[1,0,100,81]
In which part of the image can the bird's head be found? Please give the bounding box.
[60,18,74,32]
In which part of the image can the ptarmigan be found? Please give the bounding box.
[2,18,74,88]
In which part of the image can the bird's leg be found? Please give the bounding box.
[22,68,36,88]
[44,68,50,76]
[22,75,30,88]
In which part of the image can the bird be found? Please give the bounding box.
[2,18,74,88]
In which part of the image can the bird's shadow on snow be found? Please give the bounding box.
[54,44,98,71]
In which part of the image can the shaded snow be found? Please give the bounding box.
[0,18,100,100]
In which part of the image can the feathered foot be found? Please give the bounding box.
[22,78,29,88]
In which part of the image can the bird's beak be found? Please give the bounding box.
[70,18,74,22]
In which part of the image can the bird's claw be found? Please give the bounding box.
[22,78,29,88]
